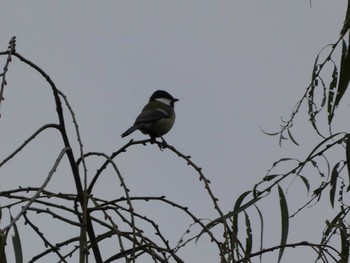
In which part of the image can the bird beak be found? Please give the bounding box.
[173,98,179,102]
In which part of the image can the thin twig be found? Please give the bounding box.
[3,147,69,233]
[0,36,16,117]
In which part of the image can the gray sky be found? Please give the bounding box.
[0,1,348,262]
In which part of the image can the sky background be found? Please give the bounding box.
[0,1,348,262]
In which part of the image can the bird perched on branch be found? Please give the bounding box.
[121,90,179,140]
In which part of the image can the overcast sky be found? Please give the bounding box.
[0,1,348,262]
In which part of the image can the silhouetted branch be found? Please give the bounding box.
[3,147,69,233]
[0,36,16,116]
[236,241,342,263]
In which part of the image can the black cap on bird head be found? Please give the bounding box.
[150,90,179,103]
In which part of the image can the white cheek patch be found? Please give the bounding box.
[155,98,172,106]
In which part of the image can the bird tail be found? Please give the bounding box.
[121,125,140,138]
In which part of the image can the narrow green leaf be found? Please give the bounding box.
[11,219,22,263]
[205,193,262,233]
[339,221,349,262]
[277,185,289,263]
[346,135,350,192]
[329,162,341,208]
[244,211,252,255]
[0,231,8,263]
[260,127,280,136]
[278,133,287,147]
[309,53,319,102]
[254,204,264,263]
[320,77,327,108]
[308,54,320,132]
[336,38,350,110]
[301,133,343,174]
[253,183,259,198]
[321,211,343,245]
[340,0,350,35]
[230,195,262,219]
[297,174,310,194]
[232,191,251,235]
[311,54,319,81]
[287,129,299,146]
[272,158,299,168]
[327,63,338,124]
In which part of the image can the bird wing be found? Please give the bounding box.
[134,109,170,124]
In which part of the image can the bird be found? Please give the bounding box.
[121,90,179,140]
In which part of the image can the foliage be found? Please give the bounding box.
[1,2,350,262]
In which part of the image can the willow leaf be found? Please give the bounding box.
[11,217,22,263]
[287,128,299,146]
[297,174,310,194]
[340,0,350,35]
[327,64,338,124]
[244,211,252,255]
[205,193,262,233]
[321,212,343,245]
[346,135,350,192]
[0,231,7,263]
[254,204,264,263]
[335,37,350,112]
[232,190,251,235]
[330,162,341,208]
[339,221,349,262]
[277,185,289,263]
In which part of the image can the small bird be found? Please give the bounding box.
[121,90,179,140]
